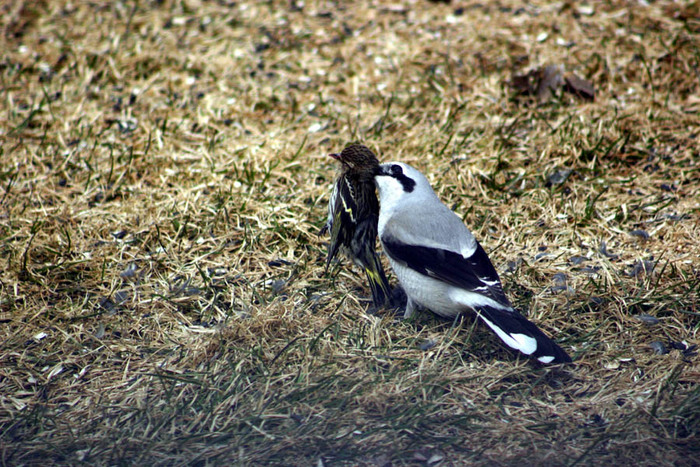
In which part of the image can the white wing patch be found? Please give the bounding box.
[448,288,509,311]
[479,316,538,356]
[478,278,500,287]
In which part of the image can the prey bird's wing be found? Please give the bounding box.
[325,175,357,267]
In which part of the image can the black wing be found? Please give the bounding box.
[383,235,571,363]
[381,235,511,307]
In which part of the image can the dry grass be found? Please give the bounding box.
[1,0,699,465]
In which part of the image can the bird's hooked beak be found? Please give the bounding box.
[374,164,389,176]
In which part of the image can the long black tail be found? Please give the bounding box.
[474,305,571,364]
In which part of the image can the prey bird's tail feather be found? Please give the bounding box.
[474,305,572,364]
[353,219,393,308]
[325,209,393,308]
[361,250,393,309]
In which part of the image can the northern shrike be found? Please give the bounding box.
[374,162,571,364]
[321,144,393,308]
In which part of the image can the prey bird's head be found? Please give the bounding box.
[374,162,436,208]
[329,144,380,178]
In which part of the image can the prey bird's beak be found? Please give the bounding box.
[329,153,341,161]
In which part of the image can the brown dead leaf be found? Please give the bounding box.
[509,70,538,96]
[511,64,594,103]
[564,73,595,101]
[537,64,565,102]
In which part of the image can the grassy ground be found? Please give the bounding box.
[1,0,699,465]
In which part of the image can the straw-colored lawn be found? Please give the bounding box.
[1,1,698,464]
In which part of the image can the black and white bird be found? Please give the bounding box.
[322,144,394,309]
[374,162,571,364]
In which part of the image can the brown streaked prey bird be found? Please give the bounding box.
[322,144,393,309]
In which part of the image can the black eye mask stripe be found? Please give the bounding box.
[395,173,415,193]
[379,165,416,193]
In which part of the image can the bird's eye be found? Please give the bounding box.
[390,164,403,176]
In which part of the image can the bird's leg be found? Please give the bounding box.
[404,298,418,319]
